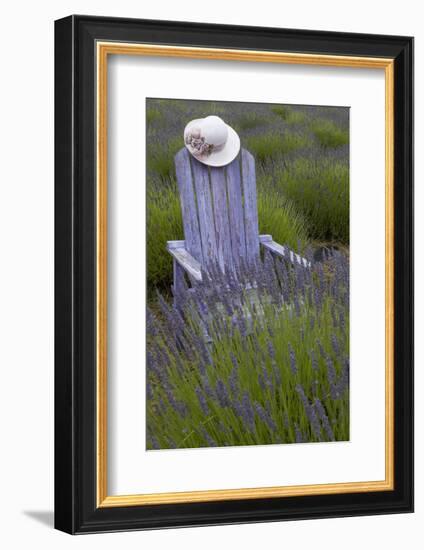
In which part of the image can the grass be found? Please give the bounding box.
[257,185,309,251]
[246,133,310,163]
[271,105,307,125]
[146,108,164,125]
[311,119,349,148]
[147,180,183,293]
[273,158,349,242]
[235,112,269,131]
[147,136,182,181]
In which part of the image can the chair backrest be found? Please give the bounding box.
[174,147,259,273]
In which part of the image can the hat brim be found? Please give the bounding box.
[184,119,241,167]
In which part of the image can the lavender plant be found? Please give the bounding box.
[146,249,349,450]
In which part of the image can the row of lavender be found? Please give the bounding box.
[146,248,349,449]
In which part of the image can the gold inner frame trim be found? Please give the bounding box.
[96,41,395,508]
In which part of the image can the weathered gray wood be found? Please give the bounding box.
[190,157,218,267]
[172,258,186,305]
[210,166,232,272]
[241,149,260,263]
[259,234,311,268]
[170,149,312,300]
[167,245,202,282]
[174,148,203,262]
[167,239,186,249]
[225,154,246,267]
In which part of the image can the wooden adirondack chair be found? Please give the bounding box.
[167,147,309,299]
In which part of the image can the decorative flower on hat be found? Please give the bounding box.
[184,127,214,158]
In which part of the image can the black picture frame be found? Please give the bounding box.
[55,14,414,534]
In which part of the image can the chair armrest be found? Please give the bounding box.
[166,240,202,282]
[259,235,311,268]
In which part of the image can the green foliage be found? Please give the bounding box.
[274,158,349,242]
[146,180,183,292]
[235,112,269,131]
[147,136,181,180]
[311,119,349,148]
[146,108,164,125]
[271,105,290,120]
[271,105,306,125]
[246,133,309,163]
[257,184,309,251]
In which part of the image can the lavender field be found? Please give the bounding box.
[146,98,349,450]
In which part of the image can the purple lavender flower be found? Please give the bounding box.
[336,357,349,395]
[288,343,298,376]
[235,315,248,338]
[228,366,239,396]
[241,391,256,433]
[200,427,217,447]
[258,374,266,392]
[313,285,323,311]
[293,293,301,317]
[267,340,276,362]
[295,262,305,293]
[202,375,215,399]
[165,387,179,411]
[331,304,338,328]
[148,434,160,450]
[273,363,282,386]
[317,339,325,358]
[331,334,341,358]
[254,402,277,432]
[309,349,318,371]
[166,436,177,449]
[294,423,304,443]
[158,396,167,415]
[325,356,337,388]
[230,353,239,370]
[339,310,346,331]
[195,386,209,415]
[177,401,188,419]
[261,363,273,391]
[215,379,230,407]
[217,420,228,434]
[296,384,322,441]
[314,398,335,441]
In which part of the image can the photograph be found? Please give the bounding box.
[51,11,413,536]
[145,98,350,450]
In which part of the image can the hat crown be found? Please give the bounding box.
[201,116,228,146]
[184,114,240,167]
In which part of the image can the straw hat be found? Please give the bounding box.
[183,115,240,167]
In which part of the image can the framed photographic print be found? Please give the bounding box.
[54,15,414,534]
